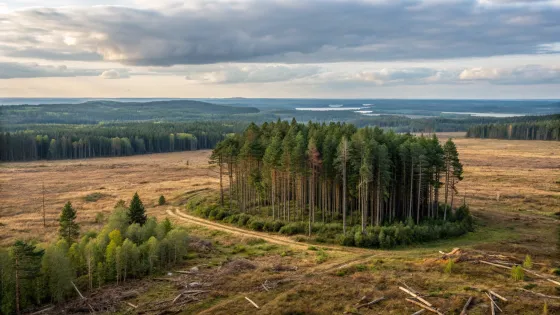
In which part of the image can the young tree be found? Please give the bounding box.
[128,192,147,225]
[59,201,80,243]
[158,195,166,206]
[11,240,44,315]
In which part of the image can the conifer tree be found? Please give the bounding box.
[11,241,44,315]
[59,201,80,243]
[128,192,147,225]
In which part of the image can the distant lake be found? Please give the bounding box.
[441,112,526,118]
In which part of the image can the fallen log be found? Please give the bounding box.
[519,288,560,300]
[479,260,511,270]
[356,296,385,309]
[245,296,259,309]
[459,296,473,315]
[172,294,182,304]
[354,296,366,306]
[126,302,138,309]
[405,298,443,315]
[547,279,560,286]
[29,306,55,315]
[485,292,502,313]
[412,310,426,315]
[399,287,433,307]
[489,290,507,302]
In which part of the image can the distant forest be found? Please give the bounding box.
[1,100,559,161]
[0,122,247,161]
[467,114,560,141]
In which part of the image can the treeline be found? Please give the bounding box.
[0,121,247,161]
[211,119,464,235]
[467,115,560,141]
[0,194,190,315]
[0,100,260,125]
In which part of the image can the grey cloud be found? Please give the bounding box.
[184,65,321,84]
[4,48,103,61]
[0,0,559,65]
[0,61,128,79]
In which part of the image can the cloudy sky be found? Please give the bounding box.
[0,0,559,98]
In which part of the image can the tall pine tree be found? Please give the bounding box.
[59,202,80,243]
[128,192,147,225]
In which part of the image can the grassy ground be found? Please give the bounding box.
[1,137,559,314]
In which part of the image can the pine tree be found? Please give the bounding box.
[11,240,44,315]
[128,192,147,225]
[158,195,166,206]
[59,201,80,243]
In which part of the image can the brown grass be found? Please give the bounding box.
[0,151,219,245]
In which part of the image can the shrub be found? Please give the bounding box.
[95,212,105,224]
[315,250,329,264]
[158,195,166,206]
[335,233,355,246]
[237,214,251,227]
[215,209,230,221]
[444,259,455,274]
[522,255,533,269]
[225,214,240,224]
[208,207,220,220]
[279,222,306,235]
[511,265,525,281]
[84,192,106,202]
[249,219,265,231]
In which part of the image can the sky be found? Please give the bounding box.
[0,0,559,99]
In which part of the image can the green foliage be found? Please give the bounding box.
[94,212,106,224]
[522,255,533,269]
[279,222,306,236]
[315,250,329,264]
[128,192,147,226]
[511,265,525,281]
[158,195,166,206]
[114,199,126,209]
[444,259,455,274]
[59,201,80,243]
[84,192,106,202]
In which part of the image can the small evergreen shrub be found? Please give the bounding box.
[511,265,525,281]
[237,214,251,227]
[248,219,265,231]
[158,195,166,206]
[522,255,533,269]
[444,259,455,274]
[279,222,306,235]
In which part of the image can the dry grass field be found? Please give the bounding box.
[1,137,559,314]
[0,151,219,245]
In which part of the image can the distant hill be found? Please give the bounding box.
[0,100,260,124]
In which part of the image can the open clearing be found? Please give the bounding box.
[1,136,559,314]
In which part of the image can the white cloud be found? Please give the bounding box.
[100,69,129,79]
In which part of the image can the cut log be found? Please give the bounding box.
[29,306,55,315]
[356,297,385,309]
[355,296,366,306]
[245,297,259,309]
[71,281,85,300]
[126,302,138,309]
[519,288,560,300]
[405,298,443,315]
[489,290,507,302]
[459,296,473,315]
[399,287,433,307]
[172,293,182,304]
[546,279,560,286]
[485,292,502,313]
[479,260,510,270]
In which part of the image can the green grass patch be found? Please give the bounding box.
[84,192,108,202]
